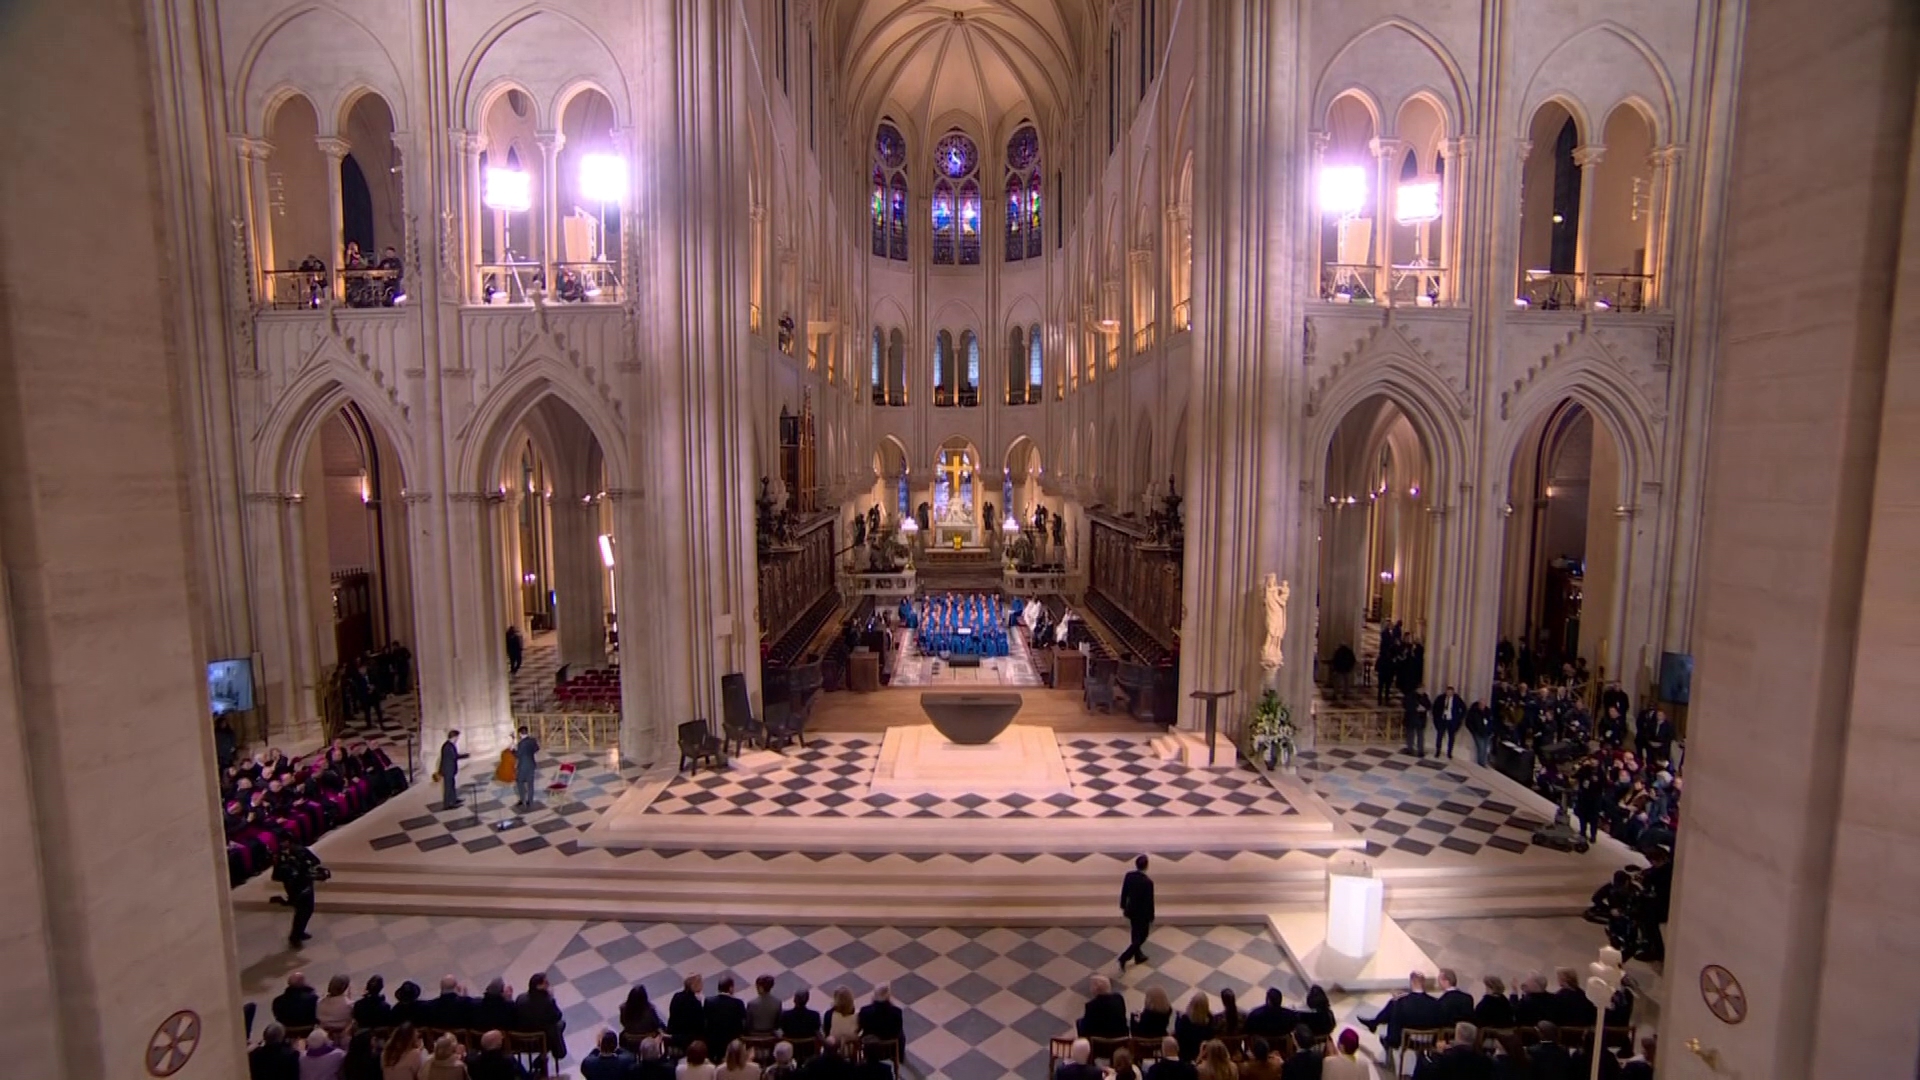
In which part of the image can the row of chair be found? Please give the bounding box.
[617,1031,901,1069]
[276,1025,551,1075]
[1047,1032,1330,1075]
[1389,1024,1638,1073]
[766,592,842,668]
[675,672,816,772]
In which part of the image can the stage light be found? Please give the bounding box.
[579,154,628,204]
[1394,180,1441,225]
[484,167,532,212]
[1318,165,1367,217]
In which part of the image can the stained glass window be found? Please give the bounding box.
[931,181,955,264]
[958,180,981,265]
[936,132,976,179]
[1005,124,1042,262]
[931,131,978,266]
[964,330,980,391]
[933,331,946,389]
[872,122,908,261]
[1028,323,1043,401]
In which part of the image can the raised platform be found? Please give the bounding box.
[871,724,1073,797]
[581,733,1349,856]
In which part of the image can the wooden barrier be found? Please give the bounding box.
[1313,707,1400,745]
[514,711,620,751]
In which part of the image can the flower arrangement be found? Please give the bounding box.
[1247,689,1296,768]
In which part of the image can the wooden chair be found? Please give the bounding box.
[765,698,810,751]
[1048,1036,1076,1076]
[861,1036,903,1069]
[504,1030,549,1076]
[677,719,725,772]
[1393,1028,1447,1075]
[1088,1036,1130,1064]
[720,672,764,754]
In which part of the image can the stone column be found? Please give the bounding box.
[1307,131,1329,294]
[1570,144,1606,304]
[1178,0,1307,728]
[552,492,607,669]
[0,0,249,1072]
[536,130,565,289]
[1369,137,1402,301]
[1438,137,1469,304]
[1661,2,1919,1076]
[317,135,352,298]
[451,131,483,301]
[495,490,526,638]
[1644,145,1681,308]
[232,135,275,297]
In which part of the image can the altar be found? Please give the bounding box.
[932,500,979,547]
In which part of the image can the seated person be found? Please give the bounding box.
[1510,973,1555,1028]
[516,973,568,1063]
[351,975,393,1031]
[1412,1023,1492,1080]
[473,977,519,1033]
[1551,968,1598,1028]
[1362,971,1441,1052]
[1435,969,1475,1025]
[579,1031,634,1080]
[1243,988,1296,1038]
[271,972,319,1029]
[703,975,748,1056]
[1240,1038,1281,1080]
[1144,1037,1198,1080]
[1300,986,1337,1038]
[777,989,822,1041]
[1076,975,1129,1039]
[424,975,475,1032]
[856,984,906,1054]
[1056,1038,1103,1080]
[668,974,707,1048]
[1132,985,1174,1039]
[467,1030,532,1080]
[391,981,427,1028]
[1471,977,1513,1030]
[248,1024,300,1080]
[621,985,664,1037]
[747,975,783,1036]
[1279,1026,1324,1080]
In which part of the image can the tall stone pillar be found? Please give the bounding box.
[537,131,564,288]
[317,135,352,296]
[1661,2,1918,1077]
[620,0,763,763]
[1644,146,1681,308]
[1437,138,1469,304]
[552,493,607,669]
[232,136,276,296]
[453,130,483,301]
[1570,145,1605,304]
[1370,137,1403,300]
[1178,0,1306,729]
[0,0,248,1074]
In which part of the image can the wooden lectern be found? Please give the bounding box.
[1189,689,1235,766]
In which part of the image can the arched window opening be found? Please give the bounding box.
[1315,92,1378,304]
[933,329,954,406]
[1027,323,1043,403]
[1004,124,1042,262]
[872,121,908,260]
[870,327,884,404]
[886,328,906,405]
[931,131,978,266]
[1517,103,1584,309]
[262,94,332,307]
[479,88,541,303]
[962,329,980,406]
[557,87,623,304]
[1589,106,1658,311]
[1007,326,1027,404]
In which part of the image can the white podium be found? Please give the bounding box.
[1326,855,1385,958]
[1270,854,1436,992]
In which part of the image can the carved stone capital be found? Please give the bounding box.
[229,134,273,163]
[535,130,566,154]
[450,129,484,156]
[1368,137,1405,160]
[1573,145,1608,169]
[447,491,494,505]
[1438,137,1471,162]
[1649,144,1683,169]
[244,491,299,506]
[400,491,432,506]
[315,136,353,162]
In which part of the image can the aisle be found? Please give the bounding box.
[887,624,1043,687]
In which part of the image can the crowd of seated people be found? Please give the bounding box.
[900,592,1011,657]
[219,740,404,886]
[254,969,909,1080]
[1061,976,1342,1077]
[1360,967,1651,1079]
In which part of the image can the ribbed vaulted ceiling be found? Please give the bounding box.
[828,0,1091,140]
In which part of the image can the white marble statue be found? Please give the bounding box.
[941,498,974,525]
[1260,573,1290,671]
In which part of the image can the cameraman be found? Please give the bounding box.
[271,840,329,947]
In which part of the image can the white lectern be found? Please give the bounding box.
[1326,854,1384,958]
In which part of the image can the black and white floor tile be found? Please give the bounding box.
[643,735,1297,820]
[333,635,571,752]
[364,749,647,857]
[1294,746,1554,858]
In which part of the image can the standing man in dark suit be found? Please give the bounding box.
[1117,854,1156,971]
[1402,689,1431,758]
[703,975,748,1057]
[438,729,467,809]
[1430,686,1466,759]
[270,841,325,947]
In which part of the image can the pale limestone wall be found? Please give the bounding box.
[0,1,248,1076]
[1663,0,1917,1076]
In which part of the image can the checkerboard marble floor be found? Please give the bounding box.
[237,908,1661,1080]
[365,747,647,857]
[643,735,1297,820]
[1295,745,1555,859]
[888,627,1043,687]
[334,634,570,752]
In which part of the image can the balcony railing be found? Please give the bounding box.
[1589,273,1652,313]
[1133,322,1157,353]
[1387,264,1447,307]
[1319,263,1381,304]
[1172,299,1192,333]
[340,267,406,308]
[266,268,332,309]
[477,260,544,305]
[1006,388,1043,406]
[1514,270,1578,311]
[552,261,621,304]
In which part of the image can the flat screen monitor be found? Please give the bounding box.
[1659,651,1693,705]
[209,657,255,715]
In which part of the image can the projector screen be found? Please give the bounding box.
[209,657,255,715]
